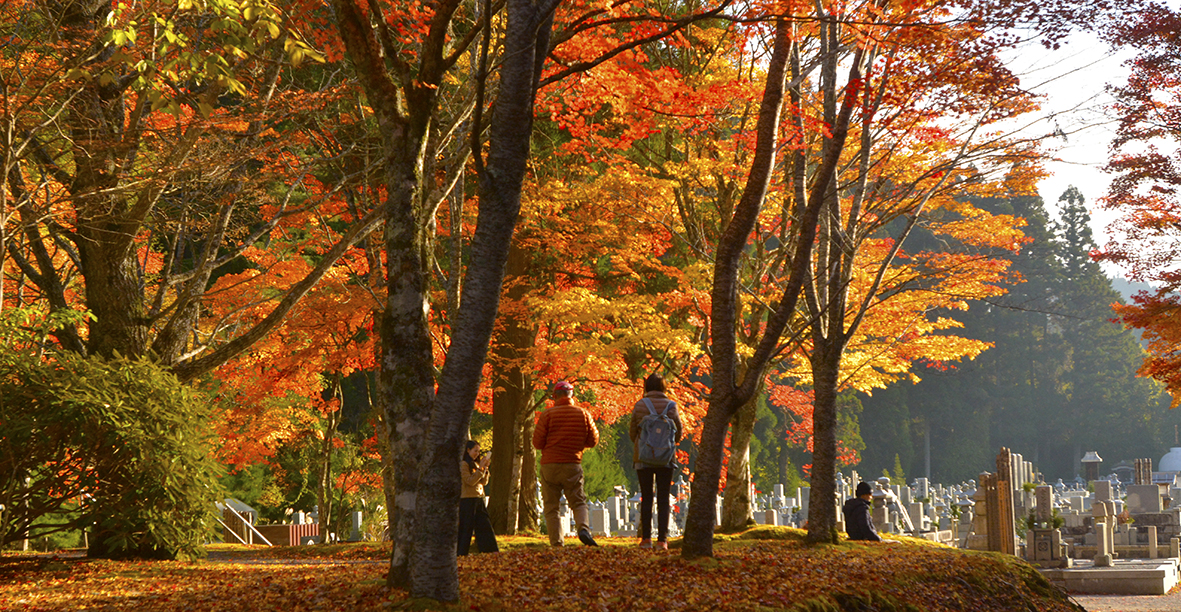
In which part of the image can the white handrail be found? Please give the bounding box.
[222,505,274,546]
[215,517,249,545]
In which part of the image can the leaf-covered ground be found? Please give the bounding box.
[0,527,1086,611]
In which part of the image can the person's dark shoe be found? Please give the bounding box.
[578,528,598,547]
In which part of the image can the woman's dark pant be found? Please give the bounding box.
[458,497,499,554]
[637,466,674,541]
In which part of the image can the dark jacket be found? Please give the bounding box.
[842,497,882,541]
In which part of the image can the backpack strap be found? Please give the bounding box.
[642,397,670,417]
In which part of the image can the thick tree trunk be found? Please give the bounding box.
[407,1,555,600]
[378,181,436,586]
[806,336,842,543]
[682,395,738,556]
[721,397,758,530]
[68,16,150,361]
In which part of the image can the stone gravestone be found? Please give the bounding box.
[558,497,574,540]
[1127,484,1162,514]
[1030,485,1069,567]
[981,448,1016,555]
[916,478,929,500]
[1035,486,1053,523]
[1093,479,1113,503]
[349,511,363,542]
[589,503,611,537]
[613,490,634,533]
[1092,500,1116,567]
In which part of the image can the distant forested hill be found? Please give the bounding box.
[851,189,1181,484]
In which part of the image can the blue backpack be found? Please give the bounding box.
[637,398,677,467]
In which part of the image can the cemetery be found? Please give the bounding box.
[208,444,1181,598]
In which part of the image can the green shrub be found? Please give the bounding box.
[0,309,223,560]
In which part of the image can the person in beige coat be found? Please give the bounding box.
[629,373,683,550]
[458,440,499,554]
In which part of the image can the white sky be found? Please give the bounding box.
[1008,33,1135,268]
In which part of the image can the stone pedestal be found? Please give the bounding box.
[1091,501,1117,564]
[1094,521,1113,567]
[1031,527,1071,568]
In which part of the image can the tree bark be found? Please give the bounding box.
[407,0,556,600]
[486,243,533,534]
[329,0,453,587]
[518,426,540,531]
[720,396,758,530]
[806,336,843,543]
[681,20,794,560]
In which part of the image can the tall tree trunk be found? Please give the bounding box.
[721,396,758,530]
[487,243,533,534]
[806,336,842,543]
[377,162,435,586]
[681,20,795,560]
[518,425,540,531]
[330,0,441,585]
[682,21,858,558]
[317,376,344,544]
[407,1,555,600]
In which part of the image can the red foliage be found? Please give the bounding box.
[1095,3,1181,404]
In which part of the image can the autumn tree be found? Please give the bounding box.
[792,0,1046,544]
[673,0,1106,554]
[0,0,376,374]
[0,0,393,558]
[1094,2,1181,404]
[329,0,734,597]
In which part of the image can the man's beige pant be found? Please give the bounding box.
[539,462,590,546]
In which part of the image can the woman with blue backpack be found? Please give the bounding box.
[629,373,683,550]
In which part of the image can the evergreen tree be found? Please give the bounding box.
[856,189,1179,483]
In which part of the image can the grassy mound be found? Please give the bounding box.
[1,526,1085,611]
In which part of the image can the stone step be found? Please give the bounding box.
[1040,559,1180,595]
